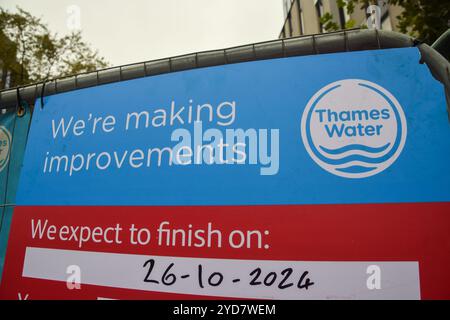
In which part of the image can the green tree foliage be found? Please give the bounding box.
[0,6,108,89]
[320,0,450,45]
[390,0,450,44]
[320,0,357,31]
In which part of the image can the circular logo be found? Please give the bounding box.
[0,126,12,172]
[301,79,407,178]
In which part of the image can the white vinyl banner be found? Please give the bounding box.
[22,247,420,299]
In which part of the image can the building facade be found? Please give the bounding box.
[280,0,403,39]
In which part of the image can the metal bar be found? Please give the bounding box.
[0,29,417,110]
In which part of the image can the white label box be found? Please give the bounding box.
[23,247,420,299]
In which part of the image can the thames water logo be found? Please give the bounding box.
[0,126,12,172]
[301,79,407,178]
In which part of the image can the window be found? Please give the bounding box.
[283,0,295,19]
[287,13,293,37]
[381,15,392,31]
[338,7,346,29]
[297,0,305,35]
[315,0,325,33]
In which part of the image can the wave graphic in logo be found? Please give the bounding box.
[301,79,407,178]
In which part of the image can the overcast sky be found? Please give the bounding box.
[0,0,285,67]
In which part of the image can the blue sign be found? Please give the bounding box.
[15,47,450,206]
